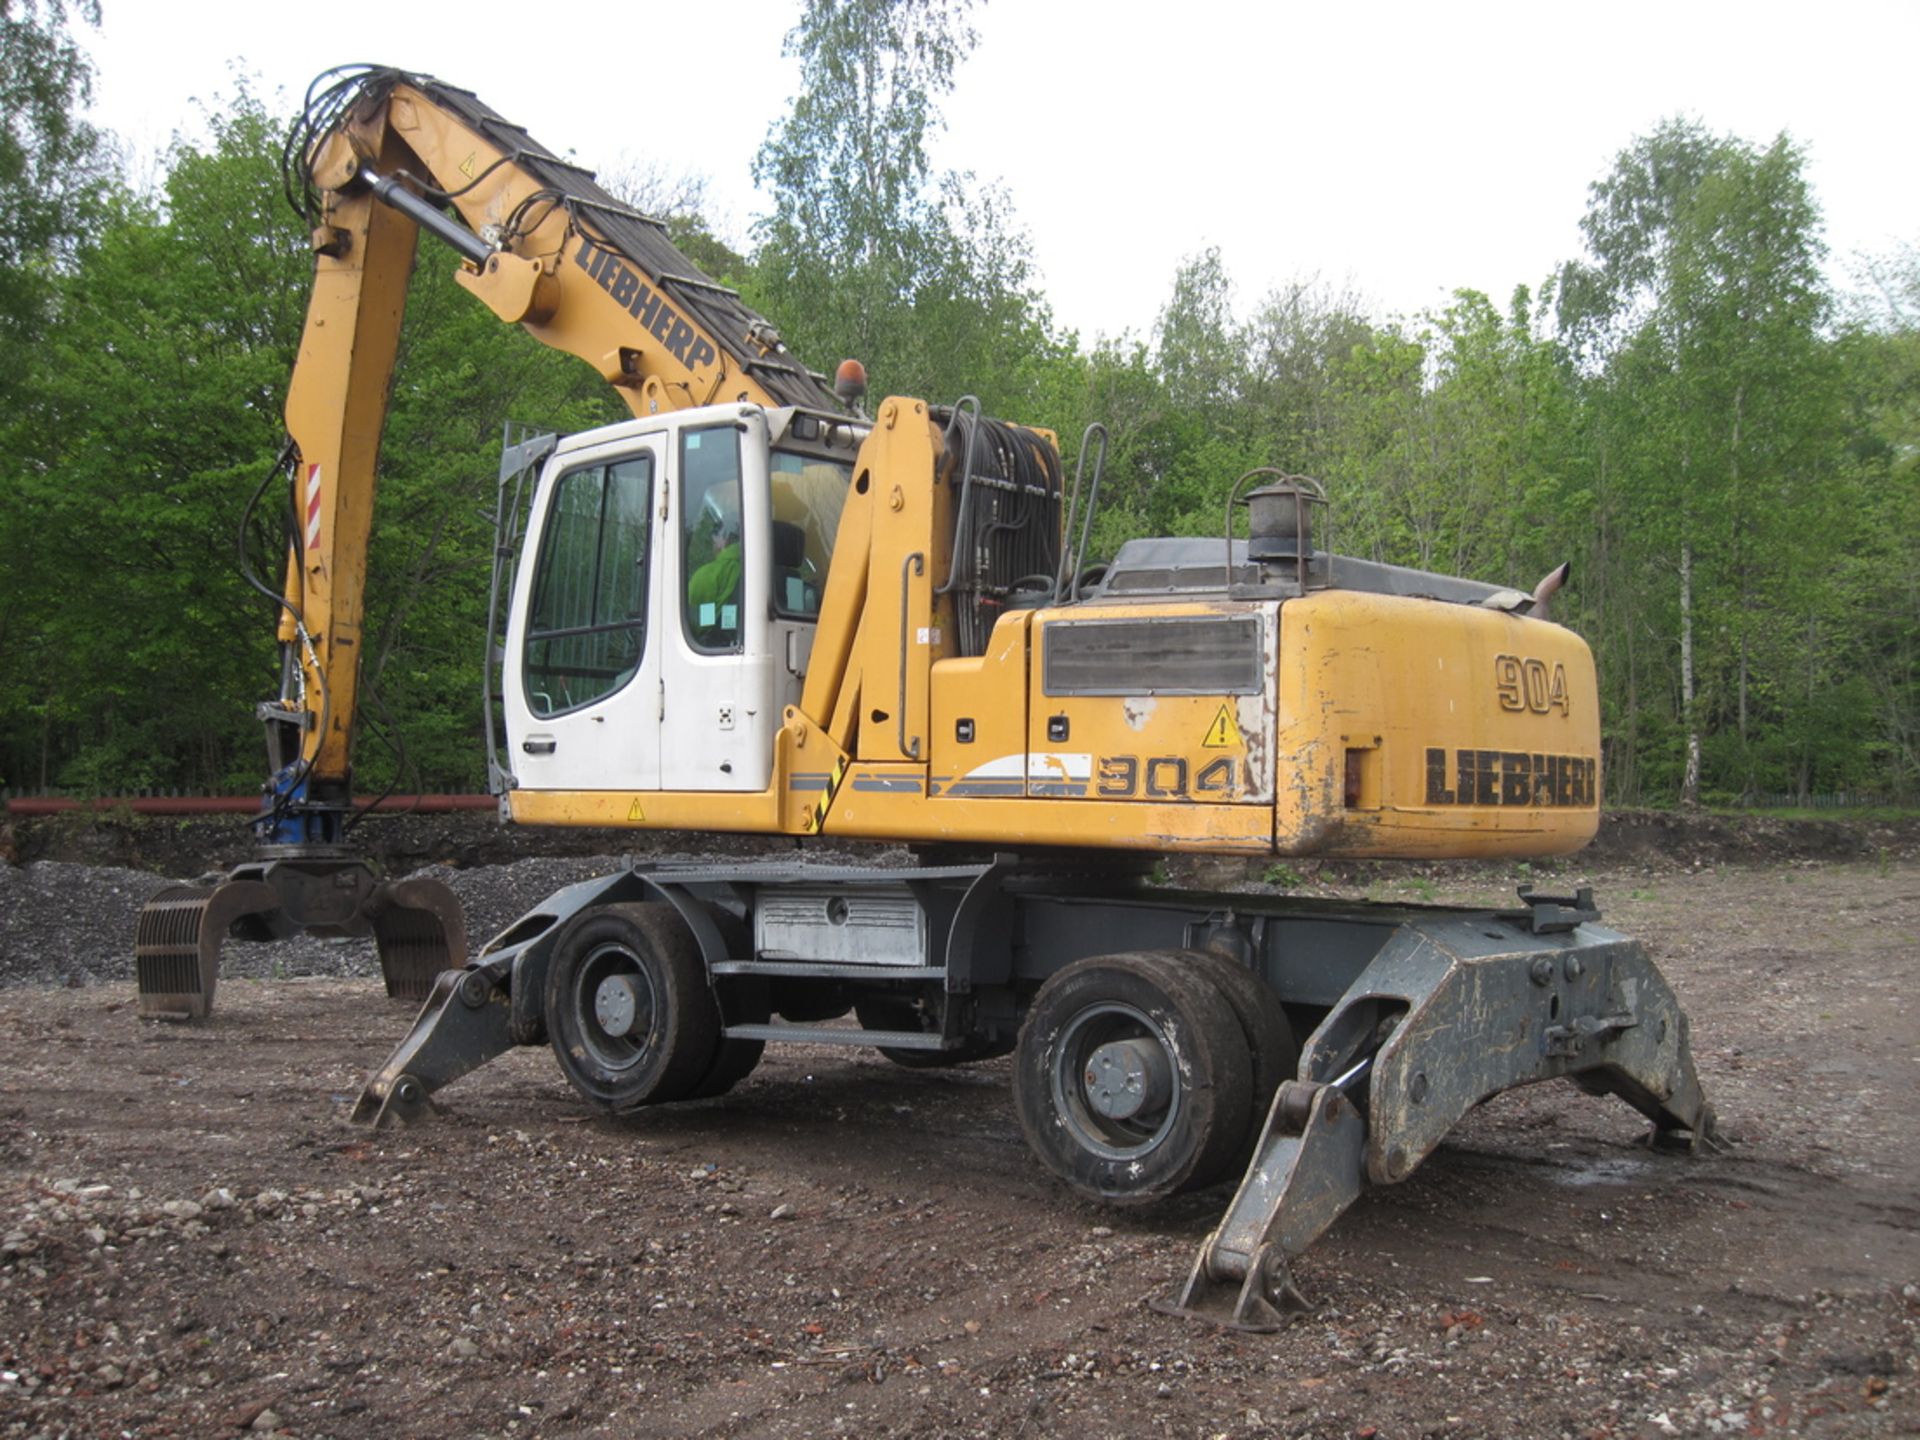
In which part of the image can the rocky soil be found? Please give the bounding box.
[0,814,1915,1437]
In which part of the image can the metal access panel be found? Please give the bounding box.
[1041,614,1265,697]
[754,886,929,965]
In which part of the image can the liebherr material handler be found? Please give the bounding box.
[134,66,1714,1327]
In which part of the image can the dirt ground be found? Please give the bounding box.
[1,856,1916,1439]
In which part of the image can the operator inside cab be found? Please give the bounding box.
[686,486,740,647]
[682,429,744,651]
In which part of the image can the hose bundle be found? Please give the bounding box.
[937,404,1065,658]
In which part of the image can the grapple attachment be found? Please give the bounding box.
[134,879,281,1019]
[134,859,467,1019]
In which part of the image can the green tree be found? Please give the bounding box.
[748,0,1048,410]
[1241,275,1377,481]
[0,0,107,406]
[1559,121,1837,804]
[1126,249,1263,534]
[0,95,305,792]
[1828,246,1920,797]
[1314,287,1573,591]
[0,87,621,795]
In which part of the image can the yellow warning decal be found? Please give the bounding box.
[806,755,851,833]
[626,798,646,822]
[459,152,477,178]
[1202,704,1243,749]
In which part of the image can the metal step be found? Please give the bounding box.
[710,961,946,981]
[721,1024,948,1050]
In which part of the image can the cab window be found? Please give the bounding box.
[681,426,746,652]
[769,449,850,620]
[524,454,652,717]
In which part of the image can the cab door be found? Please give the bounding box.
[503,435,663,792]
[658,417,776,791]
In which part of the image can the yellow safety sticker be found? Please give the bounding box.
[806,755,850,833]
[627,798,646,822]
[1202,703,1243,749]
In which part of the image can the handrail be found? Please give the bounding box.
[1057,422,1109,603]
[932,396,983,598]
[898,552,927,759]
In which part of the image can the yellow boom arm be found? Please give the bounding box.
[271,66,840,810]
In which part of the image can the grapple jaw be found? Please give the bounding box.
[134,858,467,1019]
[1162,888,1715,1330]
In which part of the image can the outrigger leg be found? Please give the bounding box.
[349,871,652,1123]
[1163,887,1715,1330]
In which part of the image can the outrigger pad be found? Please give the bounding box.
[1158,1080,1367,1331]
[134,879,281,1020]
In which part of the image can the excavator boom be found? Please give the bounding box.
[139,66,847,1016]
[281,66,842,813]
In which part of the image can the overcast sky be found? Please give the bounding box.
[80,0,1919,344]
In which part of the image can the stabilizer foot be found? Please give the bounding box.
[1157,1080,1367,1330]
[350,963,516,1126]
[1163,891,1718,1326]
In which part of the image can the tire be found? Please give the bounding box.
[856,995,1017,1069]
[686,976,768,1100]
[685,1032,765,1099]
[545,902,720,1113]
[1014,951,1253,1204]
[1177,950,1299,1177]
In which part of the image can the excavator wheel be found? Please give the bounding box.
[685,1031,766,1101]
[1014,951,1253,1204]
[1176,950,1300,1180]
[685,975,769,1101]
[545,902,720,1114]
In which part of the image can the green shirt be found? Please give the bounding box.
[688,542,743,645]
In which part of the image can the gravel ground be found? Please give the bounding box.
[0,842,914,989]
[0,825,1915,1438]
[0,857,635,988]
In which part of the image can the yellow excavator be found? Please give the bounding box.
[134,67,1713,1328]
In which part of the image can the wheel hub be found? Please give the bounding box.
[594,974,645,1036]
[1083,1037,1172,1120]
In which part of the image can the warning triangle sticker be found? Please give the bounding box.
[626,798,646,822]
[1202,704,1242,749]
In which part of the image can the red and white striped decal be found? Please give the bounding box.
[304,464,323,554]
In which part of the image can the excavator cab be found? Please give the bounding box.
[499,405,861,800]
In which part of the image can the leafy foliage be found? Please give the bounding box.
[1557,122,1846,802]
[0,20,1912,810]
[748,0,1049,411]
[0,0,107,405]
[0,88,617,793]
